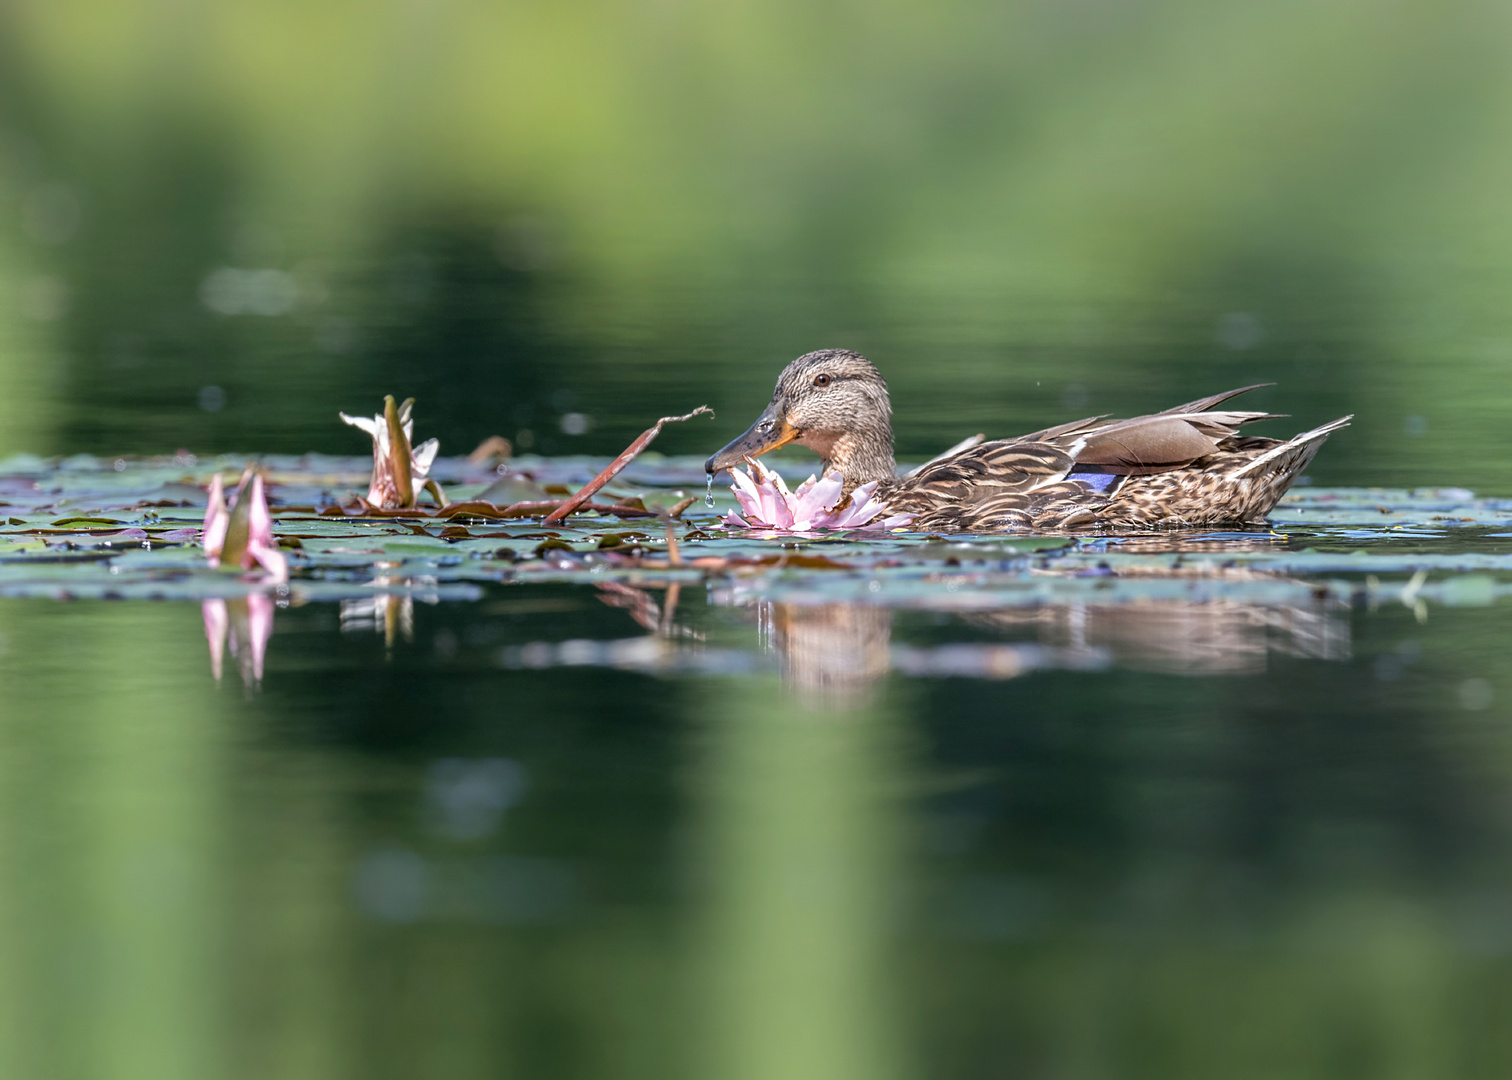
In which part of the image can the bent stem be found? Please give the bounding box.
[543,406,713,524]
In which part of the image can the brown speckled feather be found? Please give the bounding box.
[880,405,1350,532]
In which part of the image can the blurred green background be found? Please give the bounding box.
[3,0,1509,487]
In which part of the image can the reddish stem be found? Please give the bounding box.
[542,406,712,524]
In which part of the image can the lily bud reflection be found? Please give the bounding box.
[203,594,274,687]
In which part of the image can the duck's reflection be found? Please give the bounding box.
[759,602,894,700]
[959,599,1349,676]
[1097,532,1289,556]
[722,589,1350,690]
[580,566,1354,692]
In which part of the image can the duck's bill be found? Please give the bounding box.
[704,405,799,475]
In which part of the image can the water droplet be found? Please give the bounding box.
[705,475,716,508]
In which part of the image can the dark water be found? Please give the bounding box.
[3,592,1510,1078]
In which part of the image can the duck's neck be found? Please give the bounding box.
[805,425,897,495]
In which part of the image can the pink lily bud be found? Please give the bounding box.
[201,467,289,583]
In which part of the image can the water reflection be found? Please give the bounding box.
[7,581,1512,1077]
[1102,532,1290,555]
[568,574,1354,693]
[339,594,414,647]
[596,580,700,640]
[338,570,447,647]
[687,681,909,1080]
[207,568,1354,694]
[201,595,273,687]
[745,593,1347,689]
[351,849,576,927]
[759,602,892,702]
[579,584,1116,693]
[961,597,1350,676]
[424,758,528,841]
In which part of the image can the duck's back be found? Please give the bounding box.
[886,387,1350,532]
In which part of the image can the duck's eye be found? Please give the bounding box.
[813,374,831,387]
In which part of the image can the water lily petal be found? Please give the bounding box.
[802,472,846,526]
[339,412,382,440]
[202,473,229,561]
[832,480,887,527]
[740,460,791,528]
[745,460,785,526]
[730,466,766,519]
[249,540,290,584]
[760,460,793,499]
[247,474,276,553]
[766,480,795,528]
[412,437,440,476]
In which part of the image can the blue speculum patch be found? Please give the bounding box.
[1067,469,1121,493]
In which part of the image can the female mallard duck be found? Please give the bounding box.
[705,349,1350,531]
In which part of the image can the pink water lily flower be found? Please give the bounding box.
[339,395,445,509]
[724,459,912,532]
[203,468,289,582]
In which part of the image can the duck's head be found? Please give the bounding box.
[705,349,897,493]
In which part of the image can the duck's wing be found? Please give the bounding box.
[1065,408,1283,475]
[892,386,1298,527]
[1026,386,1286,477]
[1007,386,1277,449]
[1156,383,1275,415]
[908,480,1105,531]
[1008,413,1110,445]
[895,440,1077,504]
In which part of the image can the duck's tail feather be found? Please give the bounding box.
[1230,415,1352,480]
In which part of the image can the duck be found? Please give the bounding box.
[704,349,1351,531]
